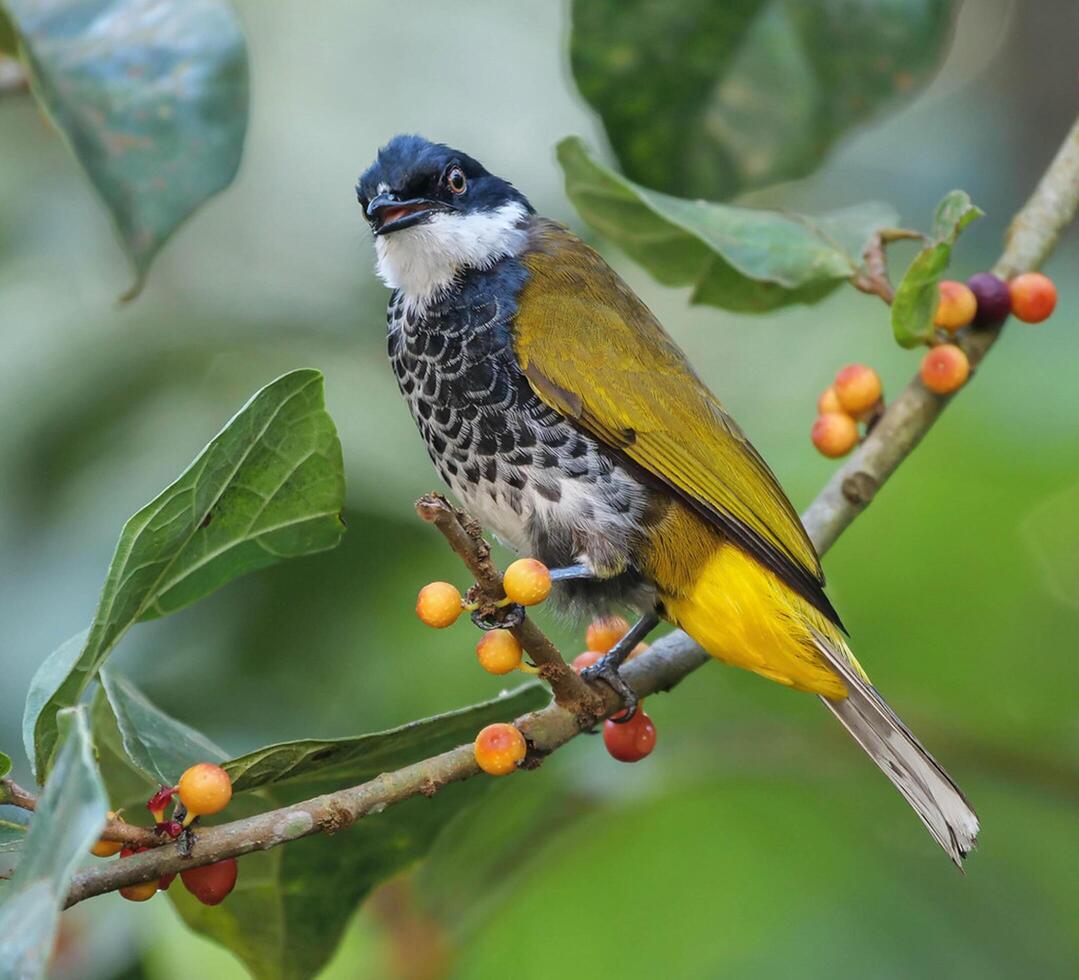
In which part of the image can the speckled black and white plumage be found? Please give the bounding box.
[386,252,658,615]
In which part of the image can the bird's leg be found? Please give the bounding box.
[580,609,660,722]
[472,564,597,629]
[547,564,594,582]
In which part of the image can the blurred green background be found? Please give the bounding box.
[2,0,1079,976]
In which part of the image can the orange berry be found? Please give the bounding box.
[473,723,527,776]
[181,858,238,906]
[920,344,969,395]
[1009,272,1057,323]
[585,616,630,654]
[476,629,523,675]
[91,838,123,858]
[572,650,604,672]
[178,763,232,819]
[628,642,649,660]
[90,811,125,857]
[817,386,844,415]
[120,879,159,902]
[933,280,978,331]
[833,364,882,416]
[811,412,858,459]
[503,558,551,606]
[415,581,462,628]
[603,708,657,763]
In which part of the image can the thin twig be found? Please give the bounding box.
[1,778,159,847]
[415,493,603,720]
[60,111,1079,909]
[0,779,38,811]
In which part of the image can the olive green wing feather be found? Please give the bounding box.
[514,220,839,626]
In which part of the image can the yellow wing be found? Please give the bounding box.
[514,219,840,627]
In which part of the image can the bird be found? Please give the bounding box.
[356,134,979,867]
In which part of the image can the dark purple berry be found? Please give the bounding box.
[967,273,1011,327]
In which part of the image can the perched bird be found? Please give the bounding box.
[356,134,979,866]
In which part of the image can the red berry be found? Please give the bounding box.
[1009,272,1057,323]
[178,763,232,821]
[181,858,238,906]
[473,723,527,776]
[833,364,882,416]
[920,344,970,395]
[585,616,630,654]
[603,708,657,763]
[967,273,1011,326]
[934,280,977,331]
[475,629,523,675]
[503,559,552,606]
[811,413,858,459]
[158,872,177,891]
[415,582,462,628]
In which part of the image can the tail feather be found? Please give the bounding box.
[810,630,979,868]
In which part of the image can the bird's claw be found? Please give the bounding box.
[470,602,525,631]
[580,654,638,722]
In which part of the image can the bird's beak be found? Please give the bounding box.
[366,192,453,235]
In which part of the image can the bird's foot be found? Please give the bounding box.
[580,654,639,722]
[470,602,525,630]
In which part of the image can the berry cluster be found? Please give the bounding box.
[416,558,555,676]
[575,616,656,763]
[90,763,239,906]
[812,272,1057,458]
[418,560,661,773]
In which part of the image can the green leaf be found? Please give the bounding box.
[4,0,249,296]
[570,0,955,200]
[891,190,983,348]
[0,751,10,779]
[0,817,29,854]
[558,136,897,312]
[171,683,548,979]
[0,708,107,980]
[0,8,17,55]
[25,369,346,780]
[224,682,550,793]
[170,785,489,980]
[101,669,227,785]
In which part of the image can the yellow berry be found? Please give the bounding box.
[474,723,527,776]
[415,581,462,628]
[476,629,523,675]
[816,386,843,415]
[178,763,232,818]
[811,412,858,459]
[934,280,977,331]
[920,344,969,395]
[585,616,630,654]
[833,364,882,416]
[503,559,551,606]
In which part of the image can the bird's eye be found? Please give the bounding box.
[445,165,467,195]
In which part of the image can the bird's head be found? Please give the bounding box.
[357,135,534,309]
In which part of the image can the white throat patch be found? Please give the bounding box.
[374,201,529,314]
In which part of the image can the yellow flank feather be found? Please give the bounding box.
[662,543,863,699]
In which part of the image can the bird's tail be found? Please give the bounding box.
[809,628,979,868]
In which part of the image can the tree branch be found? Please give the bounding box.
[61,112,1079,909]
